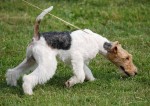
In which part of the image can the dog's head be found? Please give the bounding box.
[104,41,137,76]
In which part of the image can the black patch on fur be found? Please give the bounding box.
[103,42,112,51]
[41,32,72,50]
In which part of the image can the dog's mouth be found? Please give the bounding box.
[120,66,130,76]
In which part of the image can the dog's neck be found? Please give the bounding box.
[95,34,110,56]
[98,42,109,56]
[83,29,110,56]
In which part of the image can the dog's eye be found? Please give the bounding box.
[126,56,129,60]
[123,56,129,61]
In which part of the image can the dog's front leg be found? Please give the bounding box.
[65,54,85,87]
[84,64,95,81]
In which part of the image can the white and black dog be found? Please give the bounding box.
[6,6,137,95]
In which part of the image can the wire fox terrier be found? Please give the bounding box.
[6,6,137,95]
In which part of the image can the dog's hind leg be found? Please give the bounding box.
[84,64,95,81]
[22,46,57,95]
[6,56,36,86]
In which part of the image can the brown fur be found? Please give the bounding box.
[34,20,40,40]
[106,41,137,76]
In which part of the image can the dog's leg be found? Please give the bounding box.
[65,54,85,87]
[22,46,57,95]
[6,57,36,86]
[84,64,95,81]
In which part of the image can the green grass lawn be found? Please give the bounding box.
[0,0,150,105]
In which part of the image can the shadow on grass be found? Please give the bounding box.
[1,70,146,96]
[0,74,70,96]
[0,81,24,96]
[46,74,70,88]
[0,73,112,96]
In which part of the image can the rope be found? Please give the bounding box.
[22,0,89,34]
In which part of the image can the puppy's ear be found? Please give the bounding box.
[103,42,112,51]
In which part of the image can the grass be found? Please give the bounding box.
[0,0,150,105]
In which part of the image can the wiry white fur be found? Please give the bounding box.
[6,4,111,95]
[36,6,53,21]
[6,29,110,95]
[60,29,109,87]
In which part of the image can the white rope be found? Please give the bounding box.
[22,0,89,34]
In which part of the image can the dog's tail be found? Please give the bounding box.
[34,6,53,40]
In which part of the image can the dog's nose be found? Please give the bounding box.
[134,67,138,76]
[134,72,138,75]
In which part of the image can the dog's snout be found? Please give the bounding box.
[134,67,138,76]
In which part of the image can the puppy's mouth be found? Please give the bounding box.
[120,66,130,76]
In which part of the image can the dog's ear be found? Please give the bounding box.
[111,41,119,53]
[113,41,119,45]
[104,41,120,53]
[111,46,118,53]
[103,42,112,51]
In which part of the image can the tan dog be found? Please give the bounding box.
[104,41,137,76]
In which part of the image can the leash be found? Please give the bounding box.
[22,0,89,34]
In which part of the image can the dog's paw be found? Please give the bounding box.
[6,77,17,86]
[6,69,17,86]
[85,77,96,82]
[22,82,33,95]
[65,80,74,88]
